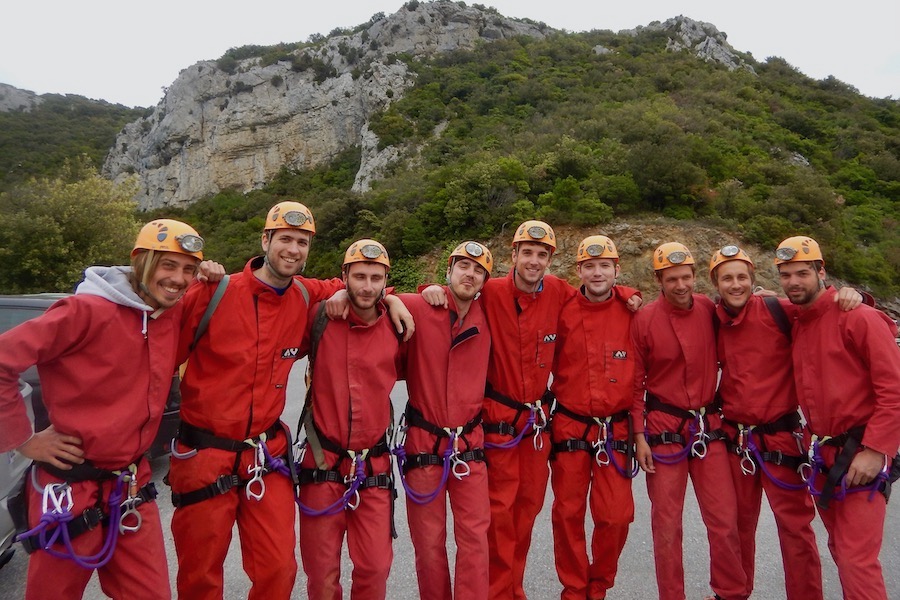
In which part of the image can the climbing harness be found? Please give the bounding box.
[482,384,552,450]
[392,403,485,504]
[643,394,727,464]
[15,461,157,568]
[723,412,808,490]
[550,402,638,479]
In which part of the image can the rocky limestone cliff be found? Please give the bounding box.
[103,1,547,209]
[103,4,753,210]
[0,83,43,113]
[623,16,755,74]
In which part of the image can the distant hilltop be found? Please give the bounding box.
[0,83,43,112]
[96,2,751,210]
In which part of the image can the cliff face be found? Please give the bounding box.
[102,2,548,209]
[102,3,750,210]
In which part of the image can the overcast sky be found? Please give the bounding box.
[2,1,897,107]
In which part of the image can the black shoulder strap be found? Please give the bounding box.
[764,296,792,340]
[298,302,331,470]
[190,275,230,352]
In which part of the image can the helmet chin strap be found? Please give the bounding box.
[263,253,303,286]
[138,282,163,309]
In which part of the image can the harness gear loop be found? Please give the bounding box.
[169,437,198,459]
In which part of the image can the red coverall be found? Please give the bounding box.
[480,272,576,599]
[297,301,400,600]
[791,287,900,600]
[716,295,822,600]
[550,286,636,600]
[399,291,492,600]
[169,257,342,600]
[630,293,747,600]
[0,282,175,600]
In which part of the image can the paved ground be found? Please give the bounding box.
[2,361,898,598]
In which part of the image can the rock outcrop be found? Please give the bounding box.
[103,5,755,210]
[103,1,548,209]
[0,83,43,113]
[623,16,755,74]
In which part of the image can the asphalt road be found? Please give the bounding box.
[2,359,898,599]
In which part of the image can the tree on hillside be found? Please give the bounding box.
[0,156,140,293]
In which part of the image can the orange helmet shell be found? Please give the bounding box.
[132,219,204,260]
[577,235,618,263]
[449,241,493,276]
[512,220,556,251]
[653,242,695,271]
[265,201,315,235]
[774,236,823,265]
[343,239,390,271]
[709,245,754,277]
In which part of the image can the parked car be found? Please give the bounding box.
[0,380,33,568]
[0,294,181,459]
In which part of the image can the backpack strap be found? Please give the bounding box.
[292,278,309,305]
[763,296,792,340]
[298,302,331,470]
[190,275,230,352]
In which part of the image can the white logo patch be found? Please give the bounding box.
[543,334,557,343]
[612,350,627,360]
[281,348,299,359]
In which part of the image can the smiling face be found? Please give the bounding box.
[577,258,619,302]
[713,260,754,312]
[657,264,695,310]
[447,257,488,303]
[511,241,552,292]
[138,251,199,309]
[260,228,311,283]
[778,261,825,307]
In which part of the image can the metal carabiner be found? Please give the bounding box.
[451,455,471,479]
[740,451,757,476]
[42,481,73,515]
[118,498,143,534]
[346,489,361,511]
[531,402,547,451]
[592,439,611,467]
[245,444,267,501]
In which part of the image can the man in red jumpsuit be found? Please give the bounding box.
[297,238,401,600]
[0,219,210,600]
[632,242,747,600]
[397,241,493,600]
[477,220,574,599]
[550,235,638,600]
[169,202,344,600]
[775,235,900,600]
[710,245,824,600]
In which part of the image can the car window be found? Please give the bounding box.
[0,308,46,335]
